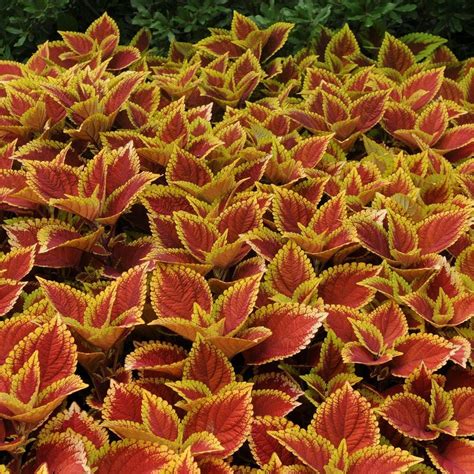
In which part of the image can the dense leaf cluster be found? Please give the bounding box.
[0,11,473,473]
[1,0,473,60]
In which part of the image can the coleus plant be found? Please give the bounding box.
[0,10,473,473]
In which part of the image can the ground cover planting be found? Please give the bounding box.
[0,11,473,473]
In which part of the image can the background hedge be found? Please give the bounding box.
[2,0,473,61]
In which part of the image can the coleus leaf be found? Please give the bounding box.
[39,264,148,350]
[252,389,300,417]
[264,241,316,298]
[8,316,77,391]
[125,341,188,377]
[391,334,454,377]
[0,316,86,425]
[249,416,298,467]
[451,387,474,436]
[273,188,314,232]
[4,217,103,268]
[429,380,457,435]
[92,440,174,474]
[39,402,108,450]
[325,24,360,63]
[182,384,253,457]
[377,32,416,73]
[24,432,91,474]
[182,338,235,393]
[212,273,262,335]
[269,426,332,472]
[0,245,35,281]
[103,382,180,444]
[0,279,26,318]
[25,144,157,224]
[244,302,327,365]
[416,209,471,255]
[162,449,200,474]
[311,383,379,454]
[395,68,445,111]
[150,264,212,321]
[318,262,379,308]
[347,445,422,473]
[379,393,438,440]
[426,438,474,474]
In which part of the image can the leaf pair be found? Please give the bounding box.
[351,206,471,267]
[0,316,86,426]
[150,264,326,362]
[26,143,157,224]
[269,384,421,472]
[272,189,356,260]
[380,373,474,440]
[102,379,252,460]
[39,263,149,351]
[0,245,35,316]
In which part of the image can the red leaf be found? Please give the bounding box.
[435,124,474,151]
[348,445,422,473]
[324,305,361,343]
[214,274,262,335]
[0,280,25,317]
[104,72,146,115]
[167,149,212,186]
[231,11,258,40]
[325,24,359,60]
[87,13,119,45]
[38,278,89,325]
[378,32,415,73]
[108,46,140,70]
[249,416,297,467]
[417,210,470,254]
[312,384,379,453]
[10,317,77,391]
[427,439,474,474]
[379,393,436,440]
[351,215,391,259]
[392,334,454,377]
[182,385,253,457]
[26,162,79,200]
[292,135,332,168]
[318,263,379,308]
[174,212,218,261]
[270,427,332,471]
[217,197,262,243]
[265,241,315,297]
[60,31,94,55]
[94,440,174,474]
[417,100,448,141]
[125,341,187,377]
[245,303,326,365]
[32,433,90,474]
[183,338,235,393]
[272,188,314,233]
[252,390,300,417]
[262,22,294,60]
[451,388,474,436]
[151,265,209,321]
[103,383,142,424]
[369,301,408,347]
[401,68,444,110]
[250,372,303,400]
[0,313,44,364]
[351,91,388,131]
[43,403,108,449]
